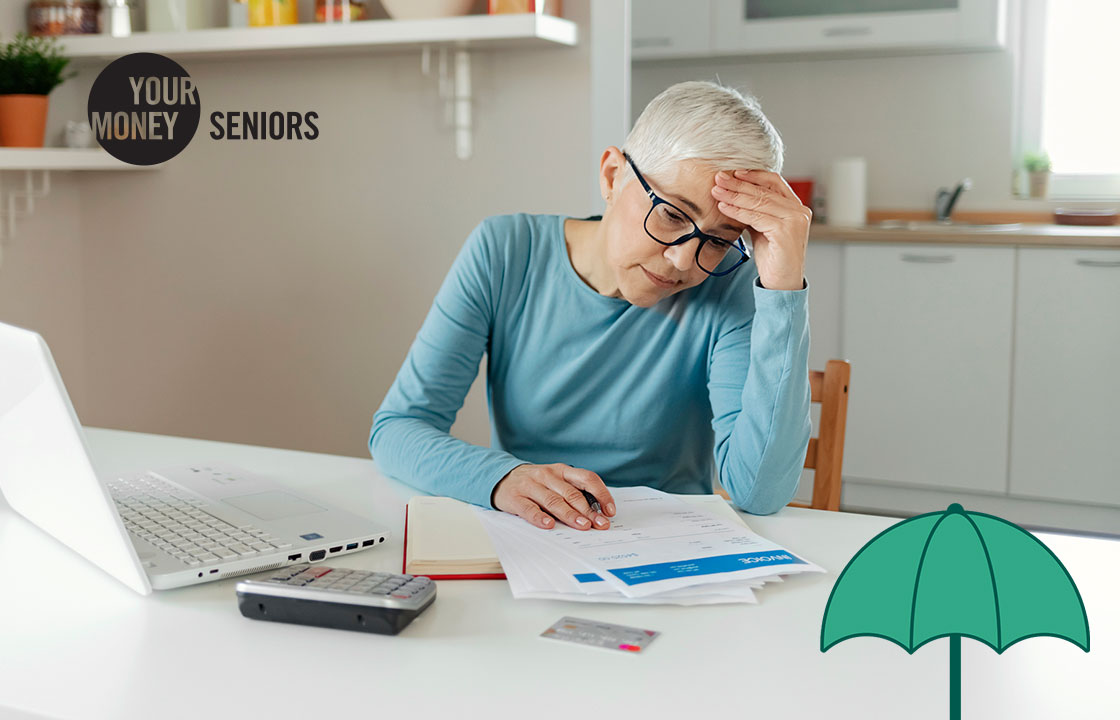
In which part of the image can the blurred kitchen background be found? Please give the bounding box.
[1,0,1117,536]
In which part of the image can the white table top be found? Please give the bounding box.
[1,428,1117,720]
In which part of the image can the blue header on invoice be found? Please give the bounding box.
[606,551,806,586]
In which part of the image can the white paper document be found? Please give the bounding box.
[475,486,822,604]
[486,512,765,605]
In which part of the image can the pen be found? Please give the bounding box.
[580,489,602,514]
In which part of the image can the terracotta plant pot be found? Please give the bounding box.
[1028,171,1050,199]
[0,94,50,147]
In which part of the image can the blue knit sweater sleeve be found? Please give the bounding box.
[368,220,525,508]
[708,275,813,514]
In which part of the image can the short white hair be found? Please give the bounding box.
[621,81,784,187]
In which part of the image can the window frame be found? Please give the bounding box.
[1012,0,1120,199]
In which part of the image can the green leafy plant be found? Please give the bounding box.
[1023,150,1052,173]
[0,32,77,95]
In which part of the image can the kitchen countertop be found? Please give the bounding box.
[810,222,1120,247]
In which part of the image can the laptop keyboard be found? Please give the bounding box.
[107,473,293,568]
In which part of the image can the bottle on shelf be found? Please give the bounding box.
[228,0,248,28]
[315,0,366,23]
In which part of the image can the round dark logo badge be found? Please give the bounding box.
[88,53,201,166]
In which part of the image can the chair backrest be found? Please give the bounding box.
[716,359,851,512]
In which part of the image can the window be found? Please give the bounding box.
[1015,0,1120,198]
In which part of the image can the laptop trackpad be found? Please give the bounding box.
[222,491,327,521]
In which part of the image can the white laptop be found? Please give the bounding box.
[0,321,389,595]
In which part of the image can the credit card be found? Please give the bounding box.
[540,616,660,653]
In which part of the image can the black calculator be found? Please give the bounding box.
[236,563,436,635]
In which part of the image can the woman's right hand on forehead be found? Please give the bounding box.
[492,463,616,531]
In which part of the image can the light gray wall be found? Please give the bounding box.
[632,49,1027,214]
[0,174,87,412]
[0,1,617,460]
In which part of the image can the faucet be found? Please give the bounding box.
[935,178,972,222]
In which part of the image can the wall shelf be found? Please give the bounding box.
[0,148,163,171]
[58,13,578,63]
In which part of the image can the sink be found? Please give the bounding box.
[875,220,1023,232]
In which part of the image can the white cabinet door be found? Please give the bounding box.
[841,243,1014,493]
[1009,248,1120,507]
[806,240,843,372]
[711,0,1004,56]
[792,240,845,505]
[631,0,712,60]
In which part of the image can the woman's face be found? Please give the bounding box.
[600,149,749,308]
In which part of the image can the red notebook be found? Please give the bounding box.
[402,497,506,580]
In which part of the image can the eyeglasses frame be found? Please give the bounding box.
[623,151,750,278]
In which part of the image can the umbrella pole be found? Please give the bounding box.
[950,634,961,720]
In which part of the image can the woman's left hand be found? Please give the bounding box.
[711,169,811,291]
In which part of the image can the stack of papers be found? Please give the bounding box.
[474,486,824,605]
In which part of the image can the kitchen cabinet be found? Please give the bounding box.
[806,239,843,372]
[841,243,1014,493]
[631,0,712,60]
[792,239,844,505]
[1009,247,1120,507]
[709,0,1004,57]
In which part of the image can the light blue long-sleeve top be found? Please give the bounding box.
[369,213,812,514]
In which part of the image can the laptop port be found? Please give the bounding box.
[346,542,358,550]
[379,537,385,543]
[329,545,342,553]
[209,569,219,574]
[361,539,374,547]
[310,549,326,561]
[287,553,302,561]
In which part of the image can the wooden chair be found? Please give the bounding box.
[716,359,851,512]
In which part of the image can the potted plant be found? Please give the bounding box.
[0,32,77,147]
[1023,150,1052,199]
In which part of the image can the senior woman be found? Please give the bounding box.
[370,80,812,533]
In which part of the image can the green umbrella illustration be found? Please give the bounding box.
[821,503,1089,720]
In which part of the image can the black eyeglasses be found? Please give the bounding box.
[624,151,750,277]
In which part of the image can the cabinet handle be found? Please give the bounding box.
[1075,259,1120,268]
[633,37,672,48]
[900,253,955,264]
[822,25,872,37]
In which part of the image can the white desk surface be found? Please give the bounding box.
[0,428,1116,720]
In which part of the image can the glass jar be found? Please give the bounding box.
[28,0,101,36]
[315,0,365,23]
